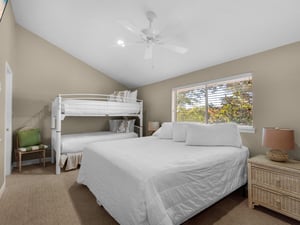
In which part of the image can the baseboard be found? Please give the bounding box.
[12,157,52,168]
[0,179,5,200]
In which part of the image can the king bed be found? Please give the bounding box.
[77,123,249,225]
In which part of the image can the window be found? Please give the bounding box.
[172,73,254,132]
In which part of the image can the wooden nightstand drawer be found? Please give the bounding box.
[251,166,300,196]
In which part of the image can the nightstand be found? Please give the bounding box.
[248,155,300,221]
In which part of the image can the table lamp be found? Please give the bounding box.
[262,127,295,162]
[148,121,160,135]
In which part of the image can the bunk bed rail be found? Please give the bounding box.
[58,93,142,102]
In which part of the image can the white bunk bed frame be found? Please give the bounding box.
[51,94,143,174]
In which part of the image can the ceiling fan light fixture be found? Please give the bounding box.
[117,39,125,47]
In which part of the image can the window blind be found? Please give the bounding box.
[174,74,253,126]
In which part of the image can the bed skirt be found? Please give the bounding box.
[60,152,83,170]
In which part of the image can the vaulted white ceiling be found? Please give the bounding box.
[11,0,300,88]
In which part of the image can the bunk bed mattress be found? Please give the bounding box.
[61,99,140,116]
[77,136,249,225]
[61,131,138,153]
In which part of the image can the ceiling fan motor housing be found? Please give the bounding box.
[146,11,156,22]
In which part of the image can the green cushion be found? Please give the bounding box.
[18,129,41,147]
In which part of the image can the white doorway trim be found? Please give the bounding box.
[0,179,5,199]
[4,61,13,176]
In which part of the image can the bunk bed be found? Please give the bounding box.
[51,93,143,174]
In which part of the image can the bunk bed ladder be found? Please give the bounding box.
[51,101,55,164]
[56,96,62,174]
[139,101,143,137]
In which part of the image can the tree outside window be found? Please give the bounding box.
[174,74,253,127]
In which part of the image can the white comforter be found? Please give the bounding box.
[77,137,248,225]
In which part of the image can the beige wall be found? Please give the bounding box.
[14,25,126,142]
[138,42,300,159]
[0,3,16,190]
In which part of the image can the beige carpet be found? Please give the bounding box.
[0,164,298,225]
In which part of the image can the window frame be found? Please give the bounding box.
[171,73,255,133]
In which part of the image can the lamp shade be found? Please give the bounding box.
[262,127,295,150]
[148,121,160,131]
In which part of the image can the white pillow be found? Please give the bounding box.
[117,120,127,133]
[172,122,188,142]
[173,122,205,142]
[108,90,136,103]
[158,122,173,139]
[109,119,120,132]
[114,90,130,102]
[109,119,135,133]
[185,123,242,147]
[127,119,136,132]
[108,94,116,102]
[128,90,137,103]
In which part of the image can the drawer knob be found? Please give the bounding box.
[275,199,281,208]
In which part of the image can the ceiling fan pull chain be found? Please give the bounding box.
[152,57,154,69]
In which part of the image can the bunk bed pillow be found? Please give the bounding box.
[109,120,120,132]
[115,90,130,102]
[127,119,136,132]
[117,121,126,133]
[117,119,136,133]
[108,94,116,102]
[109,119,136,133]
[108,90,137,103]
[128,90,138,103]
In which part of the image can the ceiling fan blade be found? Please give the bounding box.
[118,20,146,40]
[159,43,188,54]
[144,45,153,60]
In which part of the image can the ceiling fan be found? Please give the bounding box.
[117,10,188,60]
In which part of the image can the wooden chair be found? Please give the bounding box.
[15,128,47,172]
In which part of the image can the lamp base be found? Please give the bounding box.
[266,149,289,162]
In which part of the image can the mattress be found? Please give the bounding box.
[61,131,138,153]
[61,99,140,116]
[77,136,249,225]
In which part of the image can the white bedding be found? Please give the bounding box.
[61,131,138,153]
[77,136,249,225]
[62,99,140,116]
